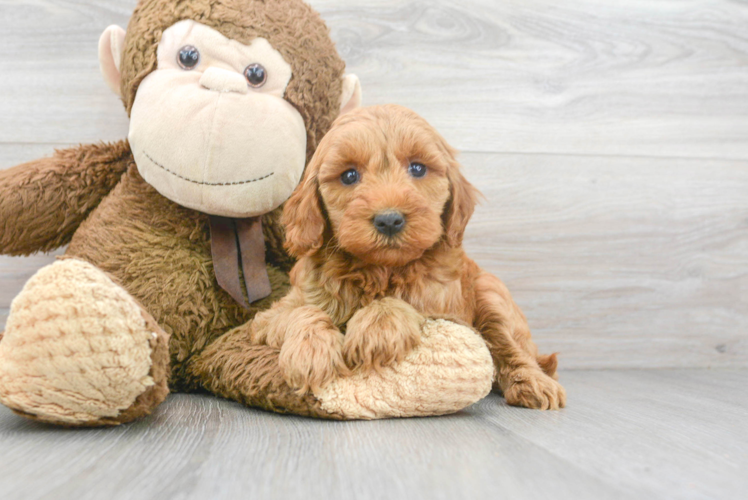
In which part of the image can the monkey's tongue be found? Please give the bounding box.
[209,215,272,309]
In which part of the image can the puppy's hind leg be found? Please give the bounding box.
[474,273,566,410]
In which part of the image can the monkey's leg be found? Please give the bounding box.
[190,321,338,419]
[191,318,496,420]
[474,273,566,410]
[0,258,170,426]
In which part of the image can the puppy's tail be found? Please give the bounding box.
[537,353,559,380]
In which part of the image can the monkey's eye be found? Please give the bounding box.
[340,169,360,185]
[408,162,427,178]
[244,63,267,88]
[177,45,200,70]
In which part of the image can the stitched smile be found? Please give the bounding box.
[143,151,275,186]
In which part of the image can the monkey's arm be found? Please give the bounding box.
[0,140,132,255]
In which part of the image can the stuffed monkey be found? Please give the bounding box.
[0,0,494,426]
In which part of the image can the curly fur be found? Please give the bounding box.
[263,105,566,409]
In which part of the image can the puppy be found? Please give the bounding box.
[251,104,566,410]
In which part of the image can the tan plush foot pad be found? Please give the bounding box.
[314,319,494,419]
[0,259,169,426]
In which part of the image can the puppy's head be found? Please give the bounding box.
[283,104,479,267]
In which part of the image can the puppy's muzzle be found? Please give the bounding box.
[373,211,405,237]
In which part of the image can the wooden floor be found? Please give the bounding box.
[0,369,745,500]
[1,1,747,499]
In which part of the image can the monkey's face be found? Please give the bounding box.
[127,20,307,218]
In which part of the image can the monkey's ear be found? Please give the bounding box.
[98,25,126,97]
[339,74,362,115]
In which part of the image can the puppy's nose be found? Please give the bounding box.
[373,211,405,236]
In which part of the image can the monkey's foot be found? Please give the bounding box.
[314,319,494,419]
[0,259,170,426]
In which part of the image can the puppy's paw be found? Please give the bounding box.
[502,367,566,410]
[278,308,348,394]
[343,297,424,372]
[248,308,273,345]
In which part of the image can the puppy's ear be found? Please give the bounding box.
[443,156,480,248]
[282,157,326,258]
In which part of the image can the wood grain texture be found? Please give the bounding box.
[460,152,748,369]
[0,0,133,145]
[2,0,748,158]
[474,369,748,500]
[0,369,744,500]
[320,0,748,159]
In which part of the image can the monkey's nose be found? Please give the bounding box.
[199,67,248,94]
[373,211,406,237]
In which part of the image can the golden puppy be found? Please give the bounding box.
[251,104,566,410]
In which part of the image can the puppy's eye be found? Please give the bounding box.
[177,46,200,70]
[340,169,360,185]
[408,162,427,178]
[244,63,267,88]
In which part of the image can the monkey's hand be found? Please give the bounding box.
[342,297,424,372]
[0,141,131,256]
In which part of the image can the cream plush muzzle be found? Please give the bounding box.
[128,20,307,218]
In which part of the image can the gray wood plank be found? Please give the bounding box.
[0,253,61,311]
[317,0,748,159]
[0,143,68,168]
[460,152,748,369]
[476,369,748,500]
[0,370,744,500]
[0,0,134,145]
[1,0,748,159]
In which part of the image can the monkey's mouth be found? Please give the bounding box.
[142,151,275,186]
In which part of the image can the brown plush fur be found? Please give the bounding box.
[0,141,132,256]
[120,0,345,159]
[256,105,566,409]
[193,322,344,418]
[65,162,288,389]
[0,0,347,418]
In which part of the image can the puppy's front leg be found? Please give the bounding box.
[474,273,566,410]
[251,289,347,394]
[343,297,424,371]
